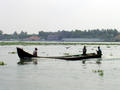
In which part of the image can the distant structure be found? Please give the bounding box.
[62,38,104,42]
[47,34,60,41]
[24,36,40,41]
[115,34,120,41]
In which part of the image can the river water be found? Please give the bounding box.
[0,44,120,90]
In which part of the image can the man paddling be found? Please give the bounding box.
[33,48,38,64]
[82,46,87,55]
[33,48,38,56]
[96,46,102,56]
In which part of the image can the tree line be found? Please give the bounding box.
[0,29,119,41]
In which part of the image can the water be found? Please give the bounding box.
[0,44,120,90]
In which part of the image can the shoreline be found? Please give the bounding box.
[0,41,120,45]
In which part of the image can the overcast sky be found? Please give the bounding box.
[0,0,120,34]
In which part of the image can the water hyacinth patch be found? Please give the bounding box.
[8,52,16,54]
[92,69,104,76]
[0,61,6,66]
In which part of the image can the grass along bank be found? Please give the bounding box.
[0,41,120,45]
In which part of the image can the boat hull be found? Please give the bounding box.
[17,47,37,59]
[46,53,101,60]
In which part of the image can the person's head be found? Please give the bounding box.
[98,46,100,49]
[84,46,86,48]
[35,48,38,50]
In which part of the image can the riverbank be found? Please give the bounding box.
[0,41,120,45]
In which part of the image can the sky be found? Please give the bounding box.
[0,0,120,34]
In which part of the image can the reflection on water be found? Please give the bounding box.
[82,58,103,77]
[82,60,86,64]
[17,58,38,65]
[0,45,120,90]
[92,58,104,77]
[96,58,102,64]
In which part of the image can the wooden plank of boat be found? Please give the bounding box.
[16,47,102,60]
[41,53,101,60]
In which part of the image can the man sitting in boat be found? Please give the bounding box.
[97,46,102,56]
[33,48,38,56]
[82,46,87,55]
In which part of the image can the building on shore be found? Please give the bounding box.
[24,36,41,41]
[62,38,104,42]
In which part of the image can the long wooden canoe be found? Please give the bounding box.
[16,47,102,61]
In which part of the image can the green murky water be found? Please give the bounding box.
[0,44,120,90]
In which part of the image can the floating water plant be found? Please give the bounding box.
[92,69,104,76]
[0,61,6,66]
[106,45,111,48]
[99,71,104,76]
[8,52,16,54]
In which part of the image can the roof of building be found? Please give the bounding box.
[26,36,40,40]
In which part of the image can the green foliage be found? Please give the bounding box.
[0,29,119,41]
[38,29,119,41]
